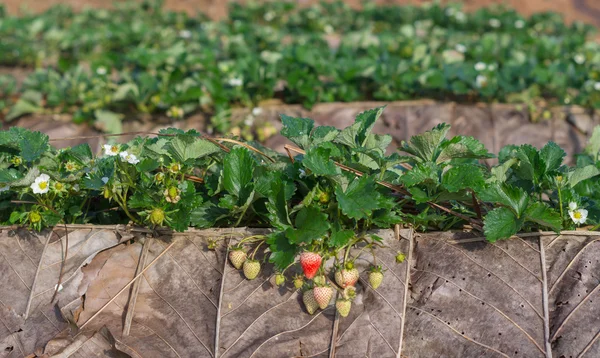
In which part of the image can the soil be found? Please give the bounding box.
[2,0,600,28]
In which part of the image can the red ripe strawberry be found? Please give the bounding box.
[313,285,333,309]
[243,260,260,280]
[303,289,319,315]
[299,251,322,279]
[228,248,247,269]
[336,299,351,317]
[368,266,384,289]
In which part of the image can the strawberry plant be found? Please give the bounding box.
[0,107,599,316]
[1,1,599,132]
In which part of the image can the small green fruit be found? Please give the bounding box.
[275,273,286,286]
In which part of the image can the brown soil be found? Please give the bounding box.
[3,0,600,27]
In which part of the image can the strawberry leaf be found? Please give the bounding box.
[285,206,329,245]
[524,202,562,232]
[335,175,381,220]
[484,207,522,242]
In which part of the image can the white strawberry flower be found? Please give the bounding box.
[454,12,466,23]
[119,151,140,164]
[103,144,120,156]
[489,18,501,28]
[0,184,9,192]
[574,54,585,65]
[595,82,600,91]
[252,107,263,116]
[476,75,488,88]
[487,63,497,71]
[96,66,107,75]
[569,208,588,225]
[228,77,243,87]
[475,62,487,71]
[455,44,466,53]
[31,174,51,194]
[568,202,578,211]
[514,20,525,29]
[179,29,192,39]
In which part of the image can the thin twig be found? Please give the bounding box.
[79,240,176,330]
[24,230,55,319]
[50,222,69,303]
[214,237,230,358]
[214,137,275,163]
[123,237,152,336]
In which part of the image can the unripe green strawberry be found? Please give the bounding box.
[336,299,351,317]
[303,289,319,315]
[313,275,326,286]
[395,252,406,263]
[243,260,260,280]
[149,208,165,226]
[275,273,286,286]
[228,249,247,269]
[293,275,304,289]
[313,285,333,309]
[369,266,384,289]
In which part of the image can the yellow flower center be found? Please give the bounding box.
[574,211,582,219]
[111,145,119,153]
[55,182,64,190]
[168,186,178,198]
[39,182,48,190]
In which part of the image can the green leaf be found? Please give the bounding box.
[329,229,354,247]
[490,158,518,183]
[568,165,600,187]
[66,144,93,164]
[400,123,451,162]
[335,175,381,220]
[280,114,314,149]
[437,136,493,164]
[19,131,49,162]
[311,126,339,146]
[94,110,123,135]
[480,183,529,217]
[265,173,293,230]
[442,165,485,192]
[334,106,385,148]
[400,162,439,187]
[190,202,228,228]
[303,147,340,176]
[484,207,521,242]
[136,158,160,172]
[222,147,255,196]
[6,95,42,121]
[354,106,385,146]
[524,202,562,232]
[0,168,23,183]
[584,126,600,157]
[285,206,329,245]
[540,142,565,173]
[167,135,220,163]
[267,232,298,270]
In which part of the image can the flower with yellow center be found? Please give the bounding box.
[169,162,182,174]
[155,172,165,183]
[31,174,50,194]
[103,144,120,156]
[53,182,65,192]
[11,157,22,166]
[164,186,181,203]
[65,161,78,172]
[569,208,588,225]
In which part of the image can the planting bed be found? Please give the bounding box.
[2,226,600,357]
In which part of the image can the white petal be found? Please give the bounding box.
[568,202,577,211]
